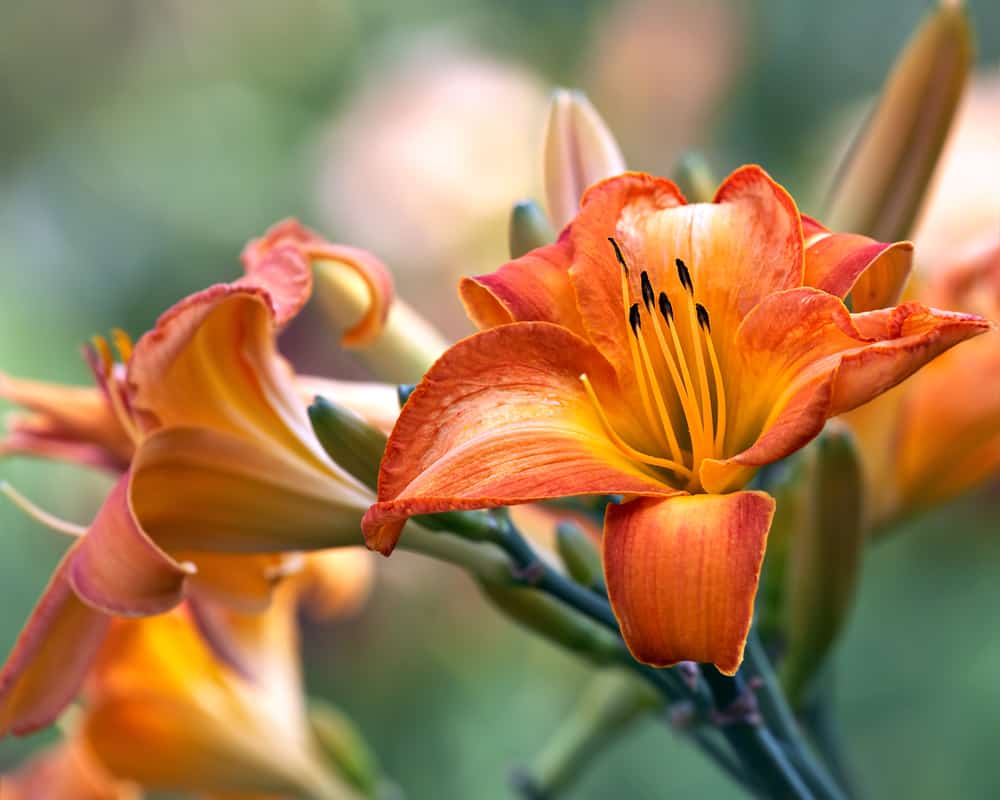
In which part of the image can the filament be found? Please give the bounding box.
[1,481,87,537]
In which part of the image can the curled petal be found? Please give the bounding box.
[244,218,395,347]
[181,552,302,614]
[459,233,585,335]
[701,288,990,493]
[802,214,913,311]
[363,323,678,555]
[0,552,111,736]
[603,492,774,674]
[68,475,194,617]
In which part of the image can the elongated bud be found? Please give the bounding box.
[397,383,417,408]
[556,522,602,588]
[781,422,867,707]
[308,396,386,491]
[543,89,625,230]
[673,152,718,204]
[313,259,449,384]
[479,581,622,666]
[824,1,972,241]
[512,670,660,799]
[509,200,555,258]
[308,700,382,797]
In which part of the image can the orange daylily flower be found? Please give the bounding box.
[845,236,1000,527]
[0,221,389,738]
[363,166,989,674]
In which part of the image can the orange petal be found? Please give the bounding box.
[0,737,139,800]
[0,552,111,736]
[603,492,774,674]
[568,167,801,391]
[459,233,585,336]
[130,426,371,554]
[68,475,193,616]
[181,552,302,614]
[297,549,375,621]
[701,288,991,493]
[238,219,315,327]
[801,214,913,311]
[242,218,394,346]
[363,322,678,555]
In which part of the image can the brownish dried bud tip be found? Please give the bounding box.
[629,303,642,335]
[675,258,694,294]
[609,237,628,274]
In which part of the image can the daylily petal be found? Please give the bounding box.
[181,552,303,614]
[130,426,370,554]
[364,322,678,555]
[242,218,394,346]
[459,233,586,335]
[569,166,801,391]
[237,219,316,327]
[294,376,400,435]
[801,214,913,311]
[67,475,194,617]
[603,492,774,674]
[0,737,139,800]
[0,553,111,736]
[0,374,132,470]
[700,288,990,493]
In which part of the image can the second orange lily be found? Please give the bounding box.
[363,166,989,674]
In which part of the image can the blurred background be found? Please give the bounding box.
[1,0,999,796]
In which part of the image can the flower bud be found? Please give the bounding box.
[673,152,718,204]
[509,199,555,258]
[780,422,867,706]
[308,699,382,797]
[824,0,972,241]
[555,521,602,588]
[308,396,387,491]
[543,89,625,230]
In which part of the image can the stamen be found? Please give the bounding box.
[697,306,728,454]
[615,243,671,454]
[111,328,133,363]
[85,334,141,445]
[90,335,114,378]
[580,375,692,480]
[649,291,709,465]
[640,271,656,310]
[632,316,685,464]
[675,258,694,295]
[608,237,629,275]
[1,481,87,537]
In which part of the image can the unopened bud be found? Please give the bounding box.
[825,1,972,241]
[308,396,387,491]
[673,152,718,204]
[509,199,555,258]
[308,699,381,796]
[555,522,602,588]
[543,89,625,230]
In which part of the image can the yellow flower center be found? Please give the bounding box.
[581,238,728,491]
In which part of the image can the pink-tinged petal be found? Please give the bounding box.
[238,219,315,326]
[700,288,991,493]
[67,475,193,617]
[603,492,774,674]
[459,233,585,335]
[242,218,395,346]
[0,553,111,736]
[363,322,679,555]
[801,214,913,311]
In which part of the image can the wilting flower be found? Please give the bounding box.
[363,166,989,673]
[845,236,1000,528]
[0,221,394,737]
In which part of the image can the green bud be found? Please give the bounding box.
[308,699,381,797]
[673,152,718,204]
[308,395,386,491]
[513,670,661,798]
[824,1,973,241]
[509,199,555,258]
[396,383,417,408]
[479,581,622,666]
[781,422,867,707]
[556,522,602,588]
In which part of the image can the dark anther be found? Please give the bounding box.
[695,303,711,332]
[640,270,655,310]
[658,291,673,321]
[628,303,642,336]
[675,258,694,294]
[608,237,628,275]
